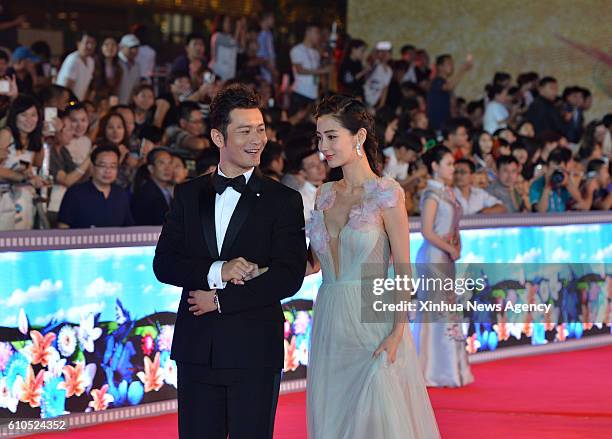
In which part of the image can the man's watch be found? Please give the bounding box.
[213,291,221,313]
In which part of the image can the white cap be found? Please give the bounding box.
[119,34,140,48]
[375,41,392,51]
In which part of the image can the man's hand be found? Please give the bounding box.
[230,266,269,285]
[187,290,217,316]
[222,257,257,282]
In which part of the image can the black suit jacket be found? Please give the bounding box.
[131,179,171,226]
[153,170,307,369]
[525,96,568,137]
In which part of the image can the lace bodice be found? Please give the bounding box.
[305,176,404,283]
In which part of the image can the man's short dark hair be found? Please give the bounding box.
[455,158,475,173]
[31,41,51,60]
[91,144,120,164]
[517,72,538,87]
[401,44,415,54]
[586,159,606,176]
[260,141,284,170]
[109,104,134,114]
[66,102,87,116]
[170,70,190,84]
[393,133,422,153]
[178,101,201,122]
[347,39,367,52]
[77,31,95,43]
[209,84,260,138]
[435,54,452,67]
[171,151,187,168]
[539,76,557,88]
[579,87,592,99]
[541,130,562,144]
[196,148,220,175]
[184,32,205,46]
[0,50,8,62]
[442,117,469,138]
[467,99,484,115]
[497,155,519,169]
[147,147,172,166]
[493,72,511,85]
[511,141,528,153]
[562,86,581,101]
[547,147,572,166]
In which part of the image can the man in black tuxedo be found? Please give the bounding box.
[153,84,307,439]
[131,148,174,225]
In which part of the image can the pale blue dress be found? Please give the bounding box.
[306,177,440,439]
[413,179,474,387]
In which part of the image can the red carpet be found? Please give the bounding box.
[27,345,612,438]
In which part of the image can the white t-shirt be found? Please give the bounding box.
[364,62,392,108]
[66,136,92,166]
[56,51,95,101]
[483,101,509,134]
[382,147,409,181]
[135,45,156,80]
[453,187,502,215]
[290,43,320,100]
[210,32,239,81]
[299,180,317,221]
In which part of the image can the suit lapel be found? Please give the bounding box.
[220,169,263,260]
[199,173,219,259]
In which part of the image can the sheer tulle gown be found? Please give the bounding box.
[305,177,440,439]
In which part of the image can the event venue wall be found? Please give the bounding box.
[0,212,610,421]
[347,0,612,118]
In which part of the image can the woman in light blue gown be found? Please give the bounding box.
[413,145,474,387]
[305,95,440,439]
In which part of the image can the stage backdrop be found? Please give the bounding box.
[347,0,612,118]
[0,215,610,420]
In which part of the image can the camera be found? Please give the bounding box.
[550,169,565,189]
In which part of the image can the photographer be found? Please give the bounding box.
[583,159,611,210]
[529,147,592,212]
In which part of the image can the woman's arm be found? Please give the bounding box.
[381,190,411,338]
[0,167,26,182]
[305,246,320,276]
[55,157,91,188]
[209,33,218,65]
[421,197,456,256]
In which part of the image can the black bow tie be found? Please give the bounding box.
[213,172,247,195]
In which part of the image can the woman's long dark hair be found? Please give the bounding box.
[471,130,491,160]
[96,112,129,148]
[578,120,604,161]
[92,38,123,99]
[313,94,381,177]
[7,94,43,152]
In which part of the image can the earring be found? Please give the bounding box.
[356,142,364,157]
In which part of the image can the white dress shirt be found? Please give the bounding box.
[207,167,255,290]
[299,180,317,221]
[382,146,409,181]
[453,186,502,215]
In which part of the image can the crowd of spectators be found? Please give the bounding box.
[0,14,610,230]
